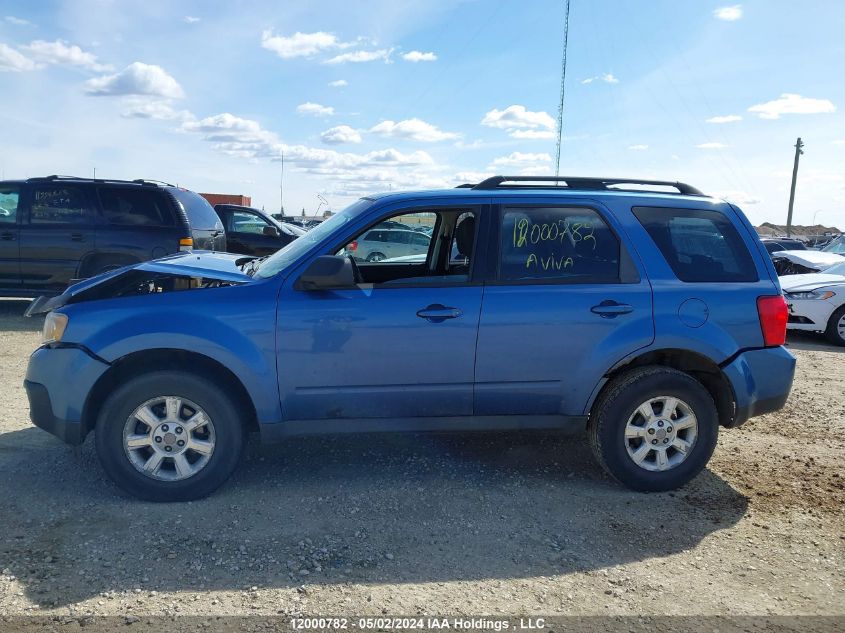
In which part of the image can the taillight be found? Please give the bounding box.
[757,295,788,347]
[347,241,358,251]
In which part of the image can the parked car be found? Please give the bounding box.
[782,261,845,346]
[771,249,845,275]
[0,176,224,296]
[25,175,794,501]
[214,204,305,257]
[760,237,807,254]
[343,228,432,262]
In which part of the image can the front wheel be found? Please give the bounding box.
[366,252,386,262]
[95,371,245,501]
[588,366,718,492]
[825,305,845,346]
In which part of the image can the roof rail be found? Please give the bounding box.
[132,178,175,187]
[26,175,165,187]
[467,175,705,196]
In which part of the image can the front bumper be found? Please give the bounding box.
[722,346,796,427]
[24,346,110,445]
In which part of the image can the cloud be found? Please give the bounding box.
[321,125,361,144]
[324,49,391,64]
[714,5,743,21]
[121,99,193,122]
[581,73,619,84]
[696,142,728,149]
[22,39,111,71]
[261,30,343,59]
[628,144,648,150]
[481,105,556,135]
[510,129,556,140]
[748,93,836,119]
[183,16,200,24]
[402,50,437,62]
[5,16,31,26]
[714,191,761,205]
[832,139,845,146]
[370,118,459,142]
[297,102,334,117]
[706,114,742,123]
[490,152,552,167]
[328,79,347,87]
[0,43,37,72]
[85,62,184,98]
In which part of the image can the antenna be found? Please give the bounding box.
[554,0,572,177]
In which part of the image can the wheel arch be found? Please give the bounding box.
[77,252,141,278]
[587,348,737,428]
[81,348,259,439]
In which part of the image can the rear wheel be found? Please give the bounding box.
[824,305,845,346]
[366,252,386,262]
[588,366,718,491]
[95,371,245,501]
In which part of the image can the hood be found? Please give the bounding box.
[772,250,845,270]
[26,251,253,316]
[779,272,845,292]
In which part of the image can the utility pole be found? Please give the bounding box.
[786,137,803,237]
[93,167,96,179]
[554,0,572,177]
[279,151,285,215]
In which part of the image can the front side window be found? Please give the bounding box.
[499,206,620,282]
[30,187,91,224]
[98,187,174,226]
[342,213,436,264]
[229,210,272,234]
[0,186,19,224]
[633,207,757,282]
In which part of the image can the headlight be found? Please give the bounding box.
[784,290,835,301]
[42,312,68,344]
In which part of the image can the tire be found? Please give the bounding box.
[366,252,386,262]
[95,371,245,502]
[824,305,845,346]
[588,366,718,492]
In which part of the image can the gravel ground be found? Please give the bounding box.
[0,297,842,619]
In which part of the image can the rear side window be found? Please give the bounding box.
[633,207,757,282]
[30,186,91,224]
[499,206,620,282]
[0,185,19,224]
[98,187,174,226]
[168,188,223,230]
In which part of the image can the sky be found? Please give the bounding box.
[0,0,843,227]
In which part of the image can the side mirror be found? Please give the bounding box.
[263,225,281,237]
[296,255,356,290]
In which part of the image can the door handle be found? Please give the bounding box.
[70,233,85,242]
[0,232,15,241]
[416,304,463,323]
[591,300,634,318]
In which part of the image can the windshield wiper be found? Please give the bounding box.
[242,256,270,277]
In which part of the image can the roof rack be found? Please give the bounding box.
[463,175,705,196]
[132,179,175,187]
[26,175,165,187]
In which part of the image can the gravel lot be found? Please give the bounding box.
[0,297,842,619]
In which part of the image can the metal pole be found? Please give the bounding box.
[786,137,803,237]
[554,0,572,177]
[280,151,285,214]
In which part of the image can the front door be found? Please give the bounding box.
[0,184,21,289]
[276,206,483,422]
[474,201,655,417]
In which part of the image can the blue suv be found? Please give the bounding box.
[24,176,795,501]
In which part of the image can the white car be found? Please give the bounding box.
[781,261,845,346]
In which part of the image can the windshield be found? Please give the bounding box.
[823,261,845,276]
[253,199,375,278]
[822,235,845,254]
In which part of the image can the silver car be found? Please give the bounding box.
[345,228,431,262]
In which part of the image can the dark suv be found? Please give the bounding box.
[0,176,225,295]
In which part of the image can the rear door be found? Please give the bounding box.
[0,184,21,289]
[19,183,98,292]
[474,199,654,417]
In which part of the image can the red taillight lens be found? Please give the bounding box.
[347,241,358,251]
[757,295,788,347]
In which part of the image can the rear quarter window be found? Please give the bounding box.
[633,207,757,282]
[98,187,174,226]
[168,188,223,230]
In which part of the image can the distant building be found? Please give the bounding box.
[199,193,252,207]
